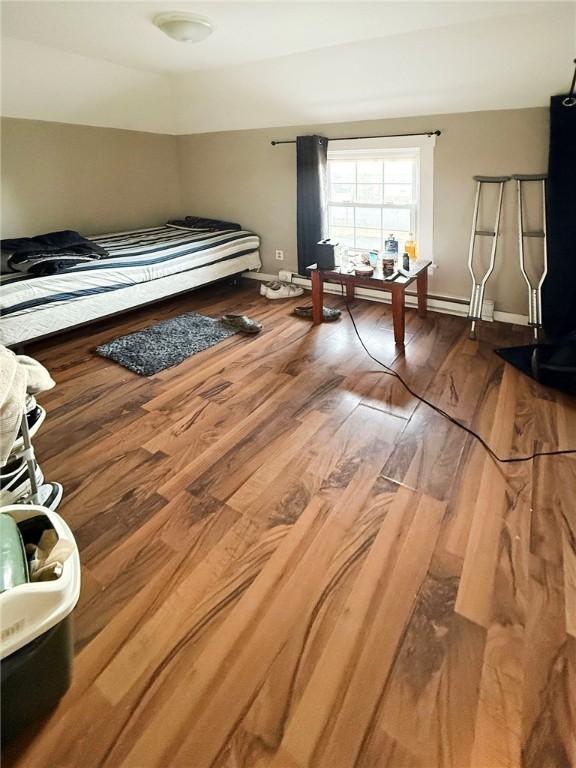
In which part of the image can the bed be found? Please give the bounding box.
[0,225,261,347]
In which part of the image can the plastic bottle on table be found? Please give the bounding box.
[405,233,417,262]
[384,234,398,256]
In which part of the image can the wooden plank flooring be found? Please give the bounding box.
[5,281,576,768]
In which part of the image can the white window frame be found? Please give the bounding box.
[327,134,435,263]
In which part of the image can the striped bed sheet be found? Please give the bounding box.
[1,225,260,318]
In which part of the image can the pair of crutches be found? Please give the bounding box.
[467,174,547,340]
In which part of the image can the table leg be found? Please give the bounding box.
[391,286,405,346]
[417,267,428,318]
[346,279,355,302]
[311,270,323,325]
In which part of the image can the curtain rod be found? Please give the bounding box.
[270,130,441,146]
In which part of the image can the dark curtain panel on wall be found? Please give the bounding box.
[542,96,576,338]
[296,135,329,275]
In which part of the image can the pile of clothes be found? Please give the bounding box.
[1,230,109,276]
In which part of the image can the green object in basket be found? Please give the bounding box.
[0,513,29,592]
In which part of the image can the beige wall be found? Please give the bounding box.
[1,109,549,315]
[1,118,181,238]
[176,107,549,315]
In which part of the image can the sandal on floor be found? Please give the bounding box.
[221,314,262,334]
[293,306,342,322]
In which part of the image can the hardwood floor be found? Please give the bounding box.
[5,281,576,768]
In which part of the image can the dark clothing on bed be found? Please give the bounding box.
[1,230,109,276]
[167,216,241,232]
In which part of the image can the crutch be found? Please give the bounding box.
[466,176,510,339]
[512,174,547,341]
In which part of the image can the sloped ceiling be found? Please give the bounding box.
[1,1,574,134]
[2,1,560,74]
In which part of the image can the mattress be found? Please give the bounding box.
[0,226,261,346]
[1,226,260,318]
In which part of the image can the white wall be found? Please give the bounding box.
[1,38,175,135]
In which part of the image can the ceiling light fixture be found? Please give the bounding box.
[153,12,213,43]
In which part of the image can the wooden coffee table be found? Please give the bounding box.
[309,260,431,346]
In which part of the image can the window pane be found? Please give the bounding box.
[328,149,421,260]
[329,206,354,227]
[355,207,381,229]
[330,183,355,203]
[330,226,355,248]
[355,228,382,250]
[384,160,413,184]
[356,184,382,204]
[357,160,382,183]
[384,184,413,204]
[330,161,355,183]
[381,208,412,231]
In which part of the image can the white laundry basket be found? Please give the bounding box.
[0,504,81,746]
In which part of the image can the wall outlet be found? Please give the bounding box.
[275,249,284,261]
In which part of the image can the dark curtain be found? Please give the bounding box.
[542,96,576,338]
[296,135,329,275]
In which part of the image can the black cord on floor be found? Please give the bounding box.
[338,283,576,464]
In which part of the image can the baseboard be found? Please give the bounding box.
[241,270,525,325]
[493,311,529,326]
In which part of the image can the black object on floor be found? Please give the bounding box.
[96,313,236,376]
[496,339,576,395]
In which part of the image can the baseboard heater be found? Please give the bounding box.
[242,270,500,323]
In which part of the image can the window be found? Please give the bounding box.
[326,136,434,261]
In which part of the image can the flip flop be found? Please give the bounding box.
[221,314,262,335]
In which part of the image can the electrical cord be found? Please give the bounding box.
[337,280,576,464]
